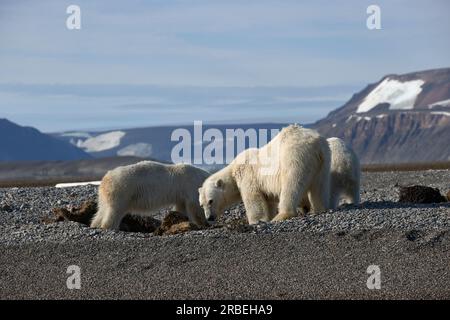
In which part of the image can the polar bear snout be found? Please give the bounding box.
[206,200,217,222]
[199,186,221,222]
[202,203,217,222]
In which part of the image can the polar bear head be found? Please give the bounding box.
[198,173,242,222]
[198,178,227,222]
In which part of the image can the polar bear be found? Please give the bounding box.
[90,161,210,230]
[198,124,331,224]
[301,137,360,212]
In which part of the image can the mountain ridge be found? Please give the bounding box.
[0,118,92,161]
[312,67,450,163]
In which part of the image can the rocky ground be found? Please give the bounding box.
[0,170,449,299]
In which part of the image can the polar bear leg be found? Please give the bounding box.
[241,191,271,224]
[299,194,311,215]
[350,187,360,205]
[344,181,360,205]
[98,203,127,230]
[352,178,361,204]
[273,183,304,222]
[267,200,278,220]
[328,190,340,210]
[308,166,330,213]
[308,182,329,213]
[90,208,105,228]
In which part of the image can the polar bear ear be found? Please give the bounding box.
[198,187,202,194]
[215,179,224,188]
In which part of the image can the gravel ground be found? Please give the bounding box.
[0,170,449,299]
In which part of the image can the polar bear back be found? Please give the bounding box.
[101,160,210,206]
[230,125,330,197]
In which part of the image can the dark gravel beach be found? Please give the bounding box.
[1,170,450,299]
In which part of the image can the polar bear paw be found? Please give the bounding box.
[271,212,296,222]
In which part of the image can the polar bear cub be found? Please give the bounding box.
[302,137,360,212]
[198,124,331,224]
[91,161,210,230]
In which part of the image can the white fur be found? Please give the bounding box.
[198,125,331,224]
[91,161,210,230]
[327,137,360,208]
[302,137,360,212]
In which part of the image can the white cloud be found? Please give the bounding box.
[0,0,449,131]
[1,0,448,86]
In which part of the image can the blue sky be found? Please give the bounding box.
[0,0,449,132]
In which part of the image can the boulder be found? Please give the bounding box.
[398,185,446,203]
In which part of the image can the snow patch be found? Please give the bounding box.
[117,143,153,158]
[347,115,371,122]
[56,181,101,188]
[431,111,450,117]
[77,131,126,152]
[357,78,425,113]
[332,123,337,128]
[428,99,450,108]
[376,114,387,119]
[60,132,93,139]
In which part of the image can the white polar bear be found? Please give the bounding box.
[301,137,360,212]
[198,124,331,224]
[90,161,210,230]
[327,137,360,208]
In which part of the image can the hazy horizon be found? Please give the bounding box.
[1,83,362,132]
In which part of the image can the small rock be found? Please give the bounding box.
[405,229,424,241]
[164,221,199,235]
[154,211,198,236]
[50,201,97,225]
[1,204,12,212]
[120,215,161,233]
[222,217,253,233]
[398,185,446,204]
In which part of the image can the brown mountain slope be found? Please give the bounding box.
[312,68,450,164]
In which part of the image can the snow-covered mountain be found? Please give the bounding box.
[312,68,450,163]
[0,119,91,161]
[55,123,286,164]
